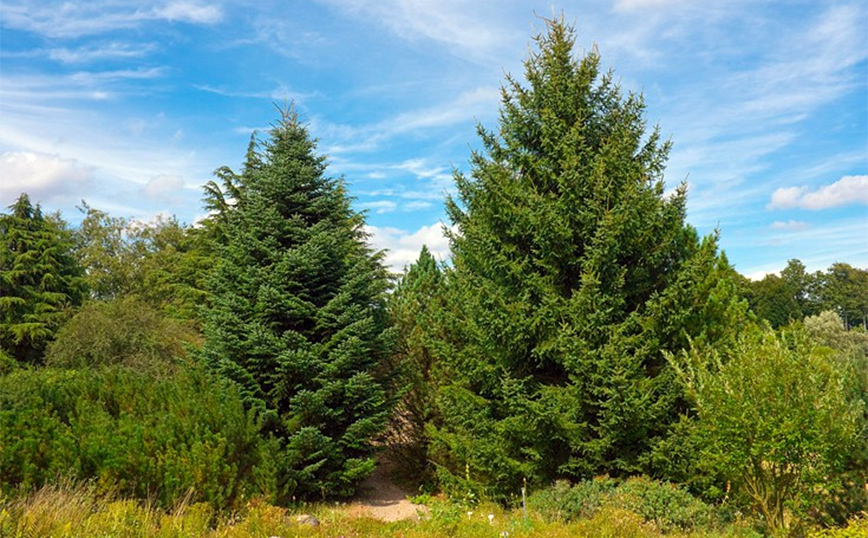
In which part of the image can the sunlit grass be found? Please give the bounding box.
[0,487,694,538]
[2,484,859,538]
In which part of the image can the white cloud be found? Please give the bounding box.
[769,175,868,210]
[746,269,777,281]
[0,151,95,207]
[359,200,397,214]
[48,42,157,64]
[154,1,222,24]
[1,1,223,38]
[0,69,166,104]
[318,86,500,154]
[613,0,689,13]
[320,0,522,64]
[770,220,809,231]
[365,222,452,273]
[142,174,185,203]
[404,201,432,211]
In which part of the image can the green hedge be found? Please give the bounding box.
[0,366,276,509]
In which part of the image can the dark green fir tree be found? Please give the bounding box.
[0,194,87,365]
[201,108,393,500]
[428,19,748,497]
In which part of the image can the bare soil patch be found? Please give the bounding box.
[347,456,428,522]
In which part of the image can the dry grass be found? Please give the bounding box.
[0,484,828,538]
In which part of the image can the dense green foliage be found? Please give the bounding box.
[44,296,200,375]
[0,194,87,364]
[0,366,271,509]
[528,476,714,532]
[386,245,445,482]
[74,204,212,322]
[201,108,393,500]
[425,18,748,497]
[669,324,865,533]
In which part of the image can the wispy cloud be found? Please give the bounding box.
[613,0,690,12]
[359,200,397,214]
[649,3,868,228]
[316,86,500,155]
[770,220,809,231]
[154,1,222,24]
[195,83,319,103]
[740,216,868,276]
[1,1,223,38]
[769,175,868,210]
[141,174,186,204]
[47,42,157,64]
[1,68,166,102]
[318,0,524,64]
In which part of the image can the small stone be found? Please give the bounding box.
[296,514,320,526]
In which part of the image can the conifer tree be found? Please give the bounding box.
[202,108,393,500]
[387,245,445,482]
[429,19,747,496]
[0,194,87,364]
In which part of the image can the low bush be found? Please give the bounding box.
[613,476,714,532]
[809,515,868,538]
[528,475,714,532]
[527,477,617,521]
[0,366,275,509]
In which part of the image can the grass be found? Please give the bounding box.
[0,484,774,538]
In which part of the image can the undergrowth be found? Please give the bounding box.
[7,484,860,538]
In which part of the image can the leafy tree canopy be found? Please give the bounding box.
[669,324,864,533]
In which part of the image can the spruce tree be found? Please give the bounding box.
[429,19,747,496]
[386,245,445,483]
[202,108,393,500]
[0,194,86,364]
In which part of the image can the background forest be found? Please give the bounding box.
[1,20,866,537]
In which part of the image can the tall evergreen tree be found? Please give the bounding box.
[202,108,393,500]
[0,194,87,364]
[429,19,748,496]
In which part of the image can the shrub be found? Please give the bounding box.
[809,515,868,538]
[528,477,617,522]
[668,325,864,533]
[0,366,274,509]
[45,296,200,376]
[613,476,713,532]
[528,476,713,532]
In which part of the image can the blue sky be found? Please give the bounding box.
[1,0,866,277]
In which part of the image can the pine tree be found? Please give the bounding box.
[202,108,393,500]
[428,19,748,496]
[0,194,87,364]
[386,245,445,483]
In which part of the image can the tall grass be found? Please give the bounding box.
[0,484,781,538]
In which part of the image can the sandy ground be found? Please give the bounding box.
[347,458,428,522]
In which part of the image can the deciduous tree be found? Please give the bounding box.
[669,325,863,533]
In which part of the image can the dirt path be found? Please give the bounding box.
[348,457,428,522]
